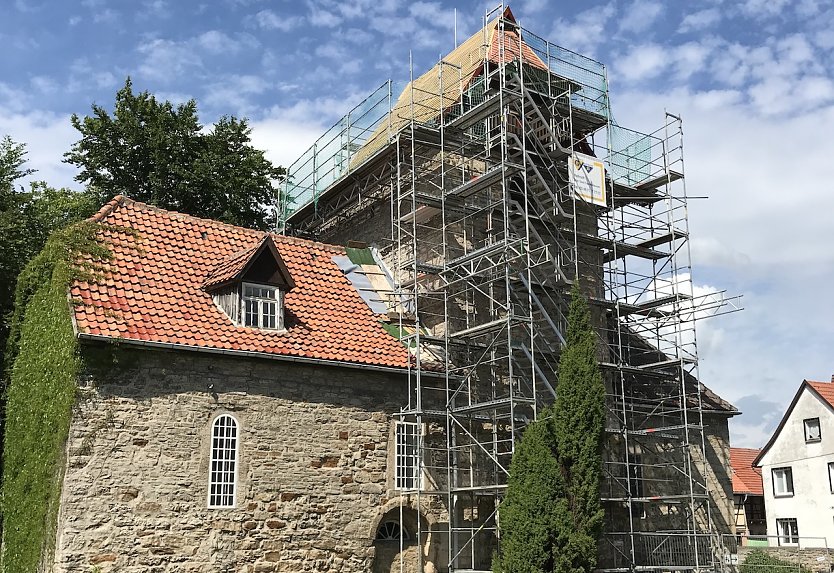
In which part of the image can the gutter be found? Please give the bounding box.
[76,333,445,378]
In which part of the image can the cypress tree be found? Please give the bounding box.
[551,285,606,573]
[494,284,605,573]
[494,404,564,573]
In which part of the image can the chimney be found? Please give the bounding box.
[830,374,834,383]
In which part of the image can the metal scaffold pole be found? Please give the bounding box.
[279,6,741,571]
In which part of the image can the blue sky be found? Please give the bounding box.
[3,0,834,448]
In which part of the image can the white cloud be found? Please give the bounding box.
[197,30,243,54]
[611,82,834,446]
[137,38,203,80]
[550,4,616,57]
[0,108,79,190]
[203,75,271,116]
[740,0,791,19]
[308,3,341,27]
[678,8,721,33]
[619,0,665,35]
[612,43,668,83]
[254,9,302,31]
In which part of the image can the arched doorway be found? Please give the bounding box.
[372,507,438,573]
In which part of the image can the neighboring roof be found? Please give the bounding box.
[71,196,411,370]
[808,380,834,409]
[754,379,834,466]
[730,447,763,496]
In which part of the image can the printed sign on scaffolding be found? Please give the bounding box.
[569,152,607,207]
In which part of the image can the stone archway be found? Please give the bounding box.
[371,506,439,573]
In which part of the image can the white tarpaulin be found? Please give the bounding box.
[569,152,607,207]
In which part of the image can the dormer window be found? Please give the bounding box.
[203,235,295,330]
[243,283,282,329]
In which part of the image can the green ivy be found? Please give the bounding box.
[1,221,113,573]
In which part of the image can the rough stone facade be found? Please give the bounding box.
[53,343,445,573]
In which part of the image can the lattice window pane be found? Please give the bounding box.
[241,283,281,330]
[208,414,238,508]
[244,299,259,327]
[395,422,420,491]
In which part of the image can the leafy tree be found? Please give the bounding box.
[0,136,34,190]
[64,77,285,230]
[494,285,605,573]
[1,181,98,370]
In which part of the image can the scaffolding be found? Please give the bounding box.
[280,5,741,572]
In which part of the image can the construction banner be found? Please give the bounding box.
[569,152,607,207]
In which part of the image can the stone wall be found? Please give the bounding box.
[52,343,446,573]
[735,546,833,573]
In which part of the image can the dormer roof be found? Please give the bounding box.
[203,234,295,292]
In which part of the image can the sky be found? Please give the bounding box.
[2,0,833,448]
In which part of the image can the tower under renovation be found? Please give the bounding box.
[279,6,740,572]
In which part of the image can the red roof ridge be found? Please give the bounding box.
[89,194,127,222]
[92,195,264,237]
[91,195,349,256]
[269,233,345,254]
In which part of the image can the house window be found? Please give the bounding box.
[828,462,834,493]
[395,421,421,491]
[804,418,821,443]
[776,518,799,546]
[242,283,281,329]
[772,467,794,497]
[208,414,239,508]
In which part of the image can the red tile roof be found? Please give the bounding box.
[71,196,411,369]
[730,447,763,496]
[487,8,549,72]
[808,380,834,409]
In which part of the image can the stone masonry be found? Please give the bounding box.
[53,342,442,573]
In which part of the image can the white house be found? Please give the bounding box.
[755,378,834,547]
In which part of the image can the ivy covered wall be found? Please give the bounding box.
[1,222,113,573]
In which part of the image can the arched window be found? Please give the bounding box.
[208,414,239,508]
[375,520,410,542]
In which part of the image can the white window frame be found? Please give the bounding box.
[772,467,794,497]
[208,414,240,509]
[395,421,421,491]
[241,282,282,330]
[804,417,821,443]
[776,518,799,546]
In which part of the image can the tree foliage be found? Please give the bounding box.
[64,77,285,230]
[494,285,606,573]
[0,139,100,370]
